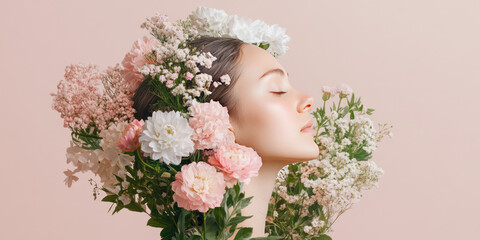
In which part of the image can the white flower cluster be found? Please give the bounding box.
[302,216,326,235]
[63,121,136,191]
[138,11,239,108]
[188,6,291,58]
[272,102,386,235]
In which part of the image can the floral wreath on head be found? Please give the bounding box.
[51,6,290,239]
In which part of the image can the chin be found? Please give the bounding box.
[300,139,320,160]
[286,140,320,163]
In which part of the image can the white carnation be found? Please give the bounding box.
[139,110,195,165]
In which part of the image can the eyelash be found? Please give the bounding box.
[271,91,287,95]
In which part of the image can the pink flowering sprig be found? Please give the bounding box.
[51,63,136,150]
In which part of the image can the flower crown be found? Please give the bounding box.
[51,6,290,239]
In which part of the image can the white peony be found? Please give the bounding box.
[189,6,291,58]
[139,110,195,165]
[188,6,230,36]
[226,15,265,44]
[262,24,291,58]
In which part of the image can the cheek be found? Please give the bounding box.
[241,98,298,147]
[235,91,319,162]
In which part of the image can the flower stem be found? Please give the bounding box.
[203,212,207,239]
[337,97,343,112]
[135,149,157,172]
[167,164,178,175]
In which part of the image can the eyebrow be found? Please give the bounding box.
[258,68,289,80]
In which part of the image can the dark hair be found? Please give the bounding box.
[131,36,246,120]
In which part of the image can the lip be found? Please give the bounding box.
[300,119,315,134]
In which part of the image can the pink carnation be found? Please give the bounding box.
[171,161,226,212]
[205,142,262,188]
[188,99,235,150]
[121,36,161,92]
[115,119,145,152]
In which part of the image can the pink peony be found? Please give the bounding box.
[171,161,226,212]
[188,99,235,150]
[121,36,161,92]
[116,119,145,152]
[205,142,262,188]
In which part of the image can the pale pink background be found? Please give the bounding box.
[1,0,479,239]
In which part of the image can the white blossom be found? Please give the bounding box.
[139,110,195,165]
[188,6,290,58]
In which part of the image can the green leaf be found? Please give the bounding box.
[237,196,252,210]
[177,208,190,235]
[101,194,117,203]
[234,182,241,195]
[214,206,226,228]
[147,215,171,228]
[188,235,202,240]
[286,176,297,183]
[315,234,333,240]
[353,148,372,161]
[258,42,270,51]
[227,215,252,226]
[124,165,137,179]
[160,226,175,240]
[114,174,124,183]
[251,236,284,240]
[231,197,252,216]
[113,204,123,214]
[204,213,218,239]
[124,202,144,212]
[233,227,253,240]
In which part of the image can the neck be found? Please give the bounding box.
[234,159,290,237]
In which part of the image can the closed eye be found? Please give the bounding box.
[271,91,287,95]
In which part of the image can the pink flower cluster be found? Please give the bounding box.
[188,99,235,150]
[51,63,136,130]
[121,36,161,92]
[171,100,263,212]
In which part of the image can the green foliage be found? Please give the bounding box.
[70,125,102,150]
[147,74,187,114]
[257,42,270,51]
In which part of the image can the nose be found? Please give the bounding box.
[298,94,314,113]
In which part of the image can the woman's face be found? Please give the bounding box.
[229,44,319,164]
